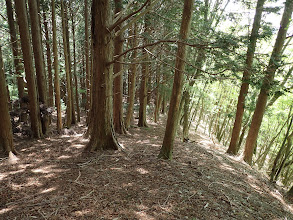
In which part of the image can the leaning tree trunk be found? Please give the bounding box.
[14,0,42,138]
[0,46,15,155]
[158,0,194,160]
[28,0,49,135]
[113,0,126,134]
[227,0,265,155]
[52,0,62,132]
[243,0,293,165]
[85,0,119,151]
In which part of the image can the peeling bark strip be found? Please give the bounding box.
[158,0,195,160]
[85,0,119,151]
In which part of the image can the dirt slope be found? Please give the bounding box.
[0,118,292,220]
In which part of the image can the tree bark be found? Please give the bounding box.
[125,24,138,130]
[28,0,49,135]
[5,0,25,104]
[243,0,293,165]
[158,0,194,160]
[71,5,81,122]
[43,11,54,109]
[61,0,73,128]
[0,46,15,154]
[14,0,42,138]
[52,0,62,132]
[64,2,76,125]
[138,3,151,127]
[227,0,265,155]
[113,0,126,134]
[85,0,91,112]
[85,0,119,151]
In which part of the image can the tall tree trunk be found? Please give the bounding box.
[0,46,15,155]
[158,0,194,160]
[43,11,54,109]
[71,6,81,122]
[243,0,293,165]
[227,0,265,155]
[138,3,151,127]
[52,0,62,132]
[125,24,138,130]
[5,0,25,105]
[28,0,49,135]
[65,2,76,125]
[85,0,91,113]
[85,0,119,151]
[14,0,42,138]
[61,0,73,128]
[80,53,87,108]
[113,0,126,134]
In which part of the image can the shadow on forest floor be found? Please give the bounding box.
[0,115,293,219]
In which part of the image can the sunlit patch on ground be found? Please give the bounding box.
[0,116,292,219]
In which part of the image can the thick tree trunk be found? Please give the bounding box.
[85,0,119,151]
[125,24,138,130]
[158,0,194,159]
[28,0,49,135]
[227,0,265,155]
[113,0,126,134]
[5,0,25,104]
[52,0,62,132]
[0,46,15,154]
[14,0,42,138]
[243,0,293,165]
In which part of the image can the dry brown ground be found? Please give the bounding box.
[1,116,293,220]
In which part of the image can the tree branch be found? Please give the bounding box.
[109,40,216,65]
[109,0,150,31]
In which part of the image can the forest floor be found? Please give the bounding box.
[1,115,293,220]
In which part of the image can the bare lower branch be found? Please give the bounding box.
[109,0,150,31]
[109,39,216,65]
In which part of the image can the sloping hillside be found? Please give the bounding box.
[0,118,292,219]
